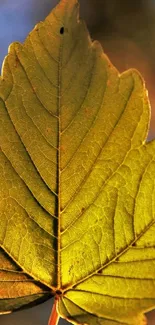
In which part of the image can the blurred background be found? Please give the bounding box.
[0,0,155,324]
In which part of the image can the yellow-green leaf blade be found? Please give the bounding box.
[0,249,51,313]
[0,0,61,298]
[58,295,147,325]
[0,0,155,324]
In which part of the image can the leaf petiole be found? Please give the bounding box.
[48,298,60,325]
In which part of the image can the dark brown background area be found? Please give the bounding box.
[0,0,155,324]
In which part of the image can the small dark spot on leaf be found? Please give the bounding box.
[81,207,85,213]
[60,27,64,34]
[97,269,102,274]
[69,265,73,275]
[14,57,19,68]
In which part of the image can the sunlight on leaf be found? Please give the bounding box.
[0,0,155,324]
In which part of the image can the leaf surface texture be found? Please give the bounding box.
[0,0,155,323]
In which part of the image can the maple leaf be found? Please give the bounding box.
[0,0,155,324]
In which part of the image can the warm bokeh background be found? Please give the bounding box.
[0,0,155,324]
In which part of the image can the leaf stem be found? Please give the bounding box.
[48,298,60,325]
